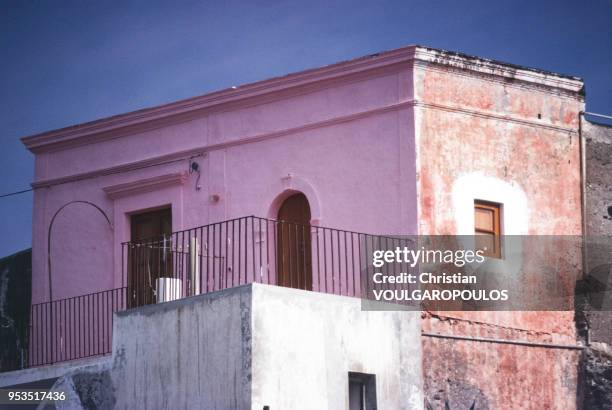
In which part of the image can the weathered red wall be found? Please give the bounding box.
[423,313,581,409]
[414,51,584,409]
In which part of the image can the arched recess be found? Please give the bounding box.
[259,175,321,291]
[47,201,113,301]
[262,174,322,225]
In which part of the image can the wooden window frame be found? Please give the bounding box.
[474,200,502,259]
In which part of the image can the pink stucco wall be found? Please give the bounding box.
[26,52,418,304]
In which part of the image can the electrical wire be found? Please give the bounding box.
[38,152,205,189]
[0,152,204,199]
[0,188,33,198]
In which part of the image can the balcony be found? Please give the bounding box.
[2,216,410,372]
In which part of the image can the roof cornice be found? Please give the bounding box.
[21,45,584,154]
[413,46,584,95]
[21,46,419,154]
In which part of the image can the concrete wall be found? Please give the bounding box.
[111,285,252,409]
[110,283,422,409]
[250,284,423,409]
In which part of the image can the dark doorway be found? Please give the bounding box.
[128,207,172,307]
[348,372,377,410]
[276,193,312,290]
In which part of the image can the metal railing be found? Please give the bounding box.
[121,216,412,305]
[27,287,127,368]
[3,216,413,372]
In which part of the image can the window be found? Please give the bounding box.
[474,200,502,258]
[348,372,377,410]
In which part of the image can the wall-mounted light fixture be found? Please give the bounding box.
[189,159,202,190]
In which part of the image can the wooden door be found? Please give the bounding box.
[276,193,312,290]
[128,208,172,307]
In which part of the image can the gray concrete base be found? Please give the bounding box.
[112,283,423,409]
[1,284,423,409]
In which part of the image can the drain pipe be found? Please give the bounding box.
[579,111,588,281]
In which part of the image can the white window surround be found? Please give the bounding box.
[452,172,528,275]
[453,172,528,236]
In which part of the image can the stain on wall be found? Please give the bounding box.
[414,49,584,409]
[423,333,580,410]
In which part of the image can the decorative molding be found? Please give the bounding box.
[31,101,413,189]
[21,48,418,154]
[31,95,580,190]
[102,172,187,199]
[21,45,583,154]
[415,101,578,134]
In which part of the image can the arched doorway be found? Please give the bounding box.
[276,193,312,290]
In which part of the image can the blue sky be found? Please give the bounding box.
[1,0,611,256]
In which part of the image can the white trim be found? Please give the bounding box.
[453,173,528,236]
[452,173,528,275]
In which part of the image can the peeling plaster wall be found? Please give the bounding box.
[422,330,580,410]
[414,52,584,409]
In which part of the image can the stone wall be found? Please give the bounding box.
[578,119,612,409]
[0,249,31,372]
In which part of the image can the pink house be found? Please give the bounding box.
[18,44,588,408]
[23,46,419,306]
